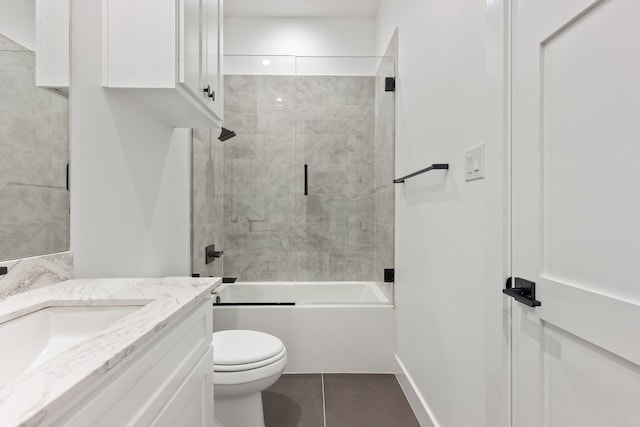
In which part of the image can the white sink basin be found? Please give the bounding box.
[0,305,142,386]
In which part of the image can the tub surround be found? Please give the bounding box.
[222,75,380,282]
[0,252,73,299]
[191,128,225,278]
[0,276,220,427]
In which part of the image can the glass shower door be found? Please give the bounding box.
[219,55,395,291]
[294,57,379,282]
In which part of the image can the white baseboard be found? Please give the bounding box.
[394,354,440,427]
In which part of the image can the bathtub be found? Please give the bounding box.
[212,281,395,373]
[213,281,389,305]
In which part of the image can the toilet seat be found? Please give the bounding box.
[213,352,287,387]
[213,330,285,372]
[214,347,287,372]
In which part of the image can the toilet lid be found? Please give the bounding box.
[212,330,285,367]
[214,347,286,372]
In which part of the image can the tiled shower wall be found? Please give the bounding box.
[0,34,69,261]
[191,129,225,277]
[222,75,297,280]
[222,74,393,282]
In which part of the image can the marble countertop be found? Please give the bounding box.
[0,276,221,427]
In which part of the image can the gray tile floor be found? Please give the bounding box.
[263,374,421,427]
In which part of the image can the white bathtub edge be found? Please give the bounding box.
[295,303,393,308]
[215,281,391,305]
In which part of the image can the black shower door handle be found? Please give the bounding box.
[304,164,308,196]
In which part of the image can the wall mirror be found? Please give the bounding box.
[0,31,69,261]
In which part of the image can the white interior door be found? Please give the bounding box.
[510,1,640,426]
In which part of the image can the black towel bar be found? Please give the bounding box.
[393,164,449,183]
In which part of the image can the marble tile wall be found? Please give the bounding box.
[223,75,380,282]
[374,32,398,302]
[0,251,73,299]
[223,75,296,281]
[191,129,225,277]
[0,34,70,261]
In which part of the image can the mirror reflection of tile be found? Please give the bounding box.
[0,33,70,262]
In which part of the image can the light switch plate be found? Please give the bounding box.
[465,143,485,181]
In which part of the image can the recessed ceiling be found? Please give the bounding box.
[224,0,381,18]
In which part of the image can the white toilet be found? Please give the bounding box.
[212,330,287,427]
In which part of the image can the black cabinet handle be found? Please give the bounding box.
[209,90,215,101]
[503,277,541,307]
[304,164,308,196]
[203,85,211,95]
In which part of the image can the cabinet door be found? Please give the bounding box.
[46,300,213,427]
[203,0,222,118]
[35,0,69,87]
[150,347,214,427]
[180,0,204,99]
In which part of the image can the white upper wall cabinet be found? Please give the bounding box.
[35,0,70,88]
[102,0,223,128]
[204,0,223,119]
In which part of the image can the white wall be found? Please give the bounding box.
[70,0,191,278]
[0,0,35,50]
[225,17,376,56]
[376,1,509,426]
[224,17,377,76]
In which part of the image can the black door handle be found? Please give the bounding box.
[503,277,541,307]
[304,164,308,196]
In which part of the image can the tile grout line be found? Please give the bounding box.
[321,373,327,427]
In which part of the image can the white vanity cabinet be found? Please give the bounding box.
[44,298,214,427]
[102,0,224,127]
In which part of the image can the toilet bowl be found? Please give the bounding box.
[212,330,287,427]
